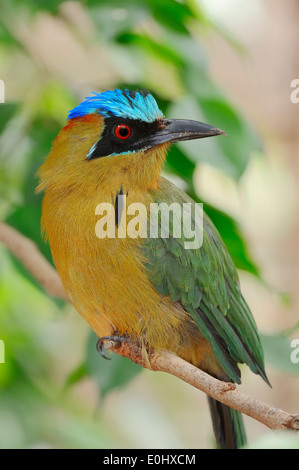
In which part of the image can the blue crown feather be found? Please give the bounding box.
[68,89,163,123]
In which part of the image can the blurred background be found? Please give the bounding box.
[0,0,298,449]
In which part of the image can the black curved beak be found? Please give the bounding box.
[145,118,226,147]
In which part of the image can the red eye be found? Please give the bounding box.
[114,124,131,140]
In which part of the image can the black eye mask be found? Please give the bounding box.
[87,116,162,159]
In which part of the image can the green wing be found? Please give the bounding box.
[142,177,268,385]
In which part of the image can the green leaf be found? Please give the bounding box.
[0,103,19,133]
[65,363,88,388]
[144,0,195,35]
[198,199,260,276]
[199,96,260,179]
[85,332,142,397]
[10,0,66,14]
[21,116,60,203]
[116,32,185,67]
[164,146,195,184]
[179,67,261,179]
[0,21,19,46]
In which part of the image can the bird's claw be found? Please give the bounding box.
[96,333,129,360]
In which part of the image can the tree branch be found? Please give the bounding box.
[0,221,298,432]
[0,222,68,301]
[102,339,299,432]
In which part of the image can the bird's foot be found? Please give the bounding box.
[96,332,130,360]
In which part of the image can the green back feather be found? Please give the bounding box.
[142,178,269,385]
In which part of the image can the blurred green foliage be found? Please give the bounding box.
[0,0,297,449]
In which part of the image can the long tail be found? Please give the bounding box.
[207,396,247,449]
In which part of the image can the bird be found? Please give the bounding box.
[36,88,269,449]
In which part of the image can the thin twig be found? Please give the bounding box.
[0,221,298,432]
